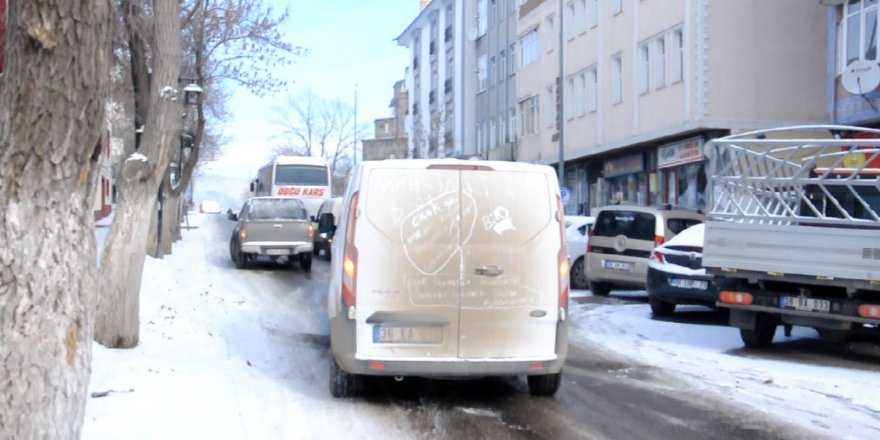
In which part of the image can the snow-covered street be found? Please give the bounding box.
[84,213,880,439]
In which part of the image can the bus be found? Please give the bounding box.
[251,155,331,218]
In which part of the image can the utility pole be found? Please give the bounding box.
[354,84,358,165]
[557,0,565,190]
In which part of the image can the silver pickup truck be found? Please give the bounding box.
[228,196,314,270]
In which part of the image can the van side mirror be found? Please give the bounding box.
[228,212,238,221]
[249,181,255,192]
[318,212,335,233]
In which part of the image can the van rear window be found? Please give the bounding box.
[593,211,655,241]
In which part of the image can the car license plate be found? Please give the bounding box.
[669,278,708,290]
[603,260,632,272]
[265,248,289,256]
[780,296,831,313]
[373,325,443,344]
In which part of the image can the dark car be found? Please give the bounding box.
[646,223,717,316]
[311,197,342,260]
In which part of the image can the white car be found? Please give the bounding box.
[565,215,595,290]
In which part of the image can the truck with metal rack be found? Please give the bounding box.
[703,125,880,348]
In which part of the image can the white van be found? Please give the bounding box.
[327,159,570,397]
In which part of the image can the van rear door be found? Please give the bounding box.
[354,165,462,359]
[458,166,560,359]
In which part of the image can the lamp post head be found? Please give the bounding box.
[183,83,203,105]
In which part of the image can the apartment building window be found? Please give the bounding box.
[611,54,622,104]
[652,36,666,89]
[478,54,488,92]
[489,118,497,148]
[545,85,555,127]
[670,29,683,83]
[572,71,586,117]
[478,0,488,37]
[565,1,576,39]
[587,0,598,29]
[521,29,540,67]
[638,43,649,94]
[499,50,507,80]
[587,66,598,112]
[489,56,496,87]
[509,43,517,74]
[499,114,507,143]
[520,96,538,135]
[477,122,485,153]
[612,0,622,14]
[509,107,517,141]
[544,15,555,52]
[845,0,879,67]
[429,40,436,55]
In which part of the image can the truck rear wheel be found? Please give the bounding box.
[299,252,312,271]
[649,296,676,317]
[740,312,777,348]
[589,282,611,297]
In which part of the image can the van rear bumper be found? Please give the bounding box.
[330,315,569,377]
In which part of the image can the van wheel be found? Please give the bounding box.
[649,296,676,316]
[329,358,361,398]
[527,371,562,396]
[589,282,611,297]
[741,313,777,348]
[299,253,312,271]
[569,257,588,290]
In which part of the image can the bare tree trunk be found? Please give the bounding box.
[95,0,182,348]
[0,1,111,438]
[161,188,180,254]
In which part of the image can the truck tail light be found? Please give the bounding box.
[556,196,569,312]
[719,290,753,305]
[342,192,360,309]
[307,223,314,241]
[239,225,247,242]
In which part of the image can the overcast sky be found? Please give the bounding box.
[205,0,417,179]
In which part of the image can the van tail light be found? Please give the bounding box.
[239,225,247,242]
[650,250,665,263]
[654,235,665,246]
[342,192,360,309]
[587,228,594,253]
[556,196,570,312]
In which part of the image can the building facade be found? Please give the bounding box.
[517,0,827,215]
[474,0,519,160]
[362,80,410,160]
[398,0,477,158]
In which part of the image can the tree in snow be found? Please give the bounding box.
[0,1,112,437]
[95,0,305,348]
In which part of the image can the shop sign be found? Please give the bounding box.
[603,153,644,177]
[658,137,705,169]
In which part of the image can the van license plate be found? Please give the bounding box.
[373,326,443,344]
[780,296,830,313]
[669,278,708,290]
[265,248,289,256]
[604,260,632,272]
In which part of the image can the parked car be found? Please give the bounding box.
[646,223,717,316]
[565,215,595,290]
[228,197,314,270]
[200,200,221,214]
[328,159,569,398]
[585,205,703,296]
[312,197,343,260]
